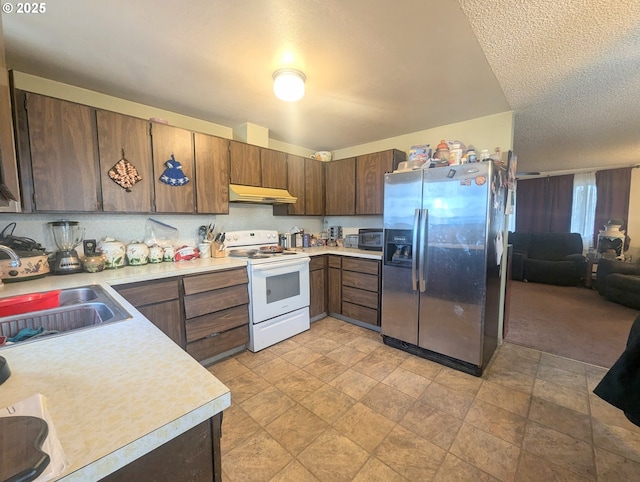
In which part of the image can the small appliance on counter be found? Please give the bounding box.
[358,228,383,251]
[49,221,84,274]
[343,234,359,248]
[0,222,50,282]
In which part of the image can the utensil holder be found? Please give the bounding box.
[212,242,226,257]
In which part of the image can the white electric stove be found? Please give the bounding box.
[224,230,310,351]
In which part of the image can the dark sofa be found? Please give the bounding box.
[508,231,587,286]
[596,258,640,310]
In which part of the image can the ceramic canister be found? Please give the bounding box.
[126,241,150,266]
[148,245,164,263]
[97,238,126,269]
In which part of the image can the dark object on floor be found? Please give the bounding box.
[508,231,587,286]
[593,314,640,427]
[596,258,640,310]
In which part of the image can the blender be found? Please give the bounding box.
[49,220,84,274]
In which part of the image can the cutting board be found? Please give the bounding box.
[0,415,50,482]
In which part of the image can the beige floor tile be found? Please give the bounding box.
[536,363,588,393]
[374,425,447,481]
[273,369,325,402]
[360,383,416,422]
[539,352,587,375]
[491,351,540,378]
[302,355,349,383]
[498,343,542,363]
[304,337,343,355]
[399,354,443,380]
[589,392,640,434]
[592,419,640,464]
[400,397,462,450]
[328,368,379,400]
[321,327,361,345]
[251,356,300,384]
[223,430,293,482]
[280,344,324,368]
[207,357,249,384]
[465,398,526,446]
[265,338,301,357]
[325,344,368,367]
[382,365,431,398]
[516,449,594,481]
[234,348,278,369]
[269,460,319,482]
[433,367,484,395]
[434,453,500,481]
[532,378,589,414]
[352,457,408,481]
[219,403,261,455]
[292,327,322,345]
[265,404,328,455]
[450,423,520,481]
[595,447,640,481]
[297,428,370,481]
[483,364,536,395]
[528,397,593,442]
[420,381,475,420]
[352,350,403,382]
[345,335,383,354]
[586,365,609,391]
[476,380,531,417]
[372,343,411,363]
[225,370,271,403]
[332,402,396,453]
[299,384,356,424]
[522,422,596,479]
[240,386,297,427]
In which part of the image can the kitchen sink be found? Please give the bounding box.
[0,285,131,345]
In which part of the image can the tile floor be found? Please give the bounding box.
[208,317,640,481]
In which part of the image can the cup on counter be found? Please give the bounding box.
[198,242,211,259]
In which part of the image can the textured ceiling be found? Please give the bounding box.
[3,0,639,174]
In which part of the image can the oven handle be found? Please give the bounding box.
[250,258,310,271]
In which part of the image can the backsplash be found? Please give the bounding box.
[0,204,323,253]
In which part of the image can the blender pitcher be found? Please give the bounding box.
[49,220,84,274]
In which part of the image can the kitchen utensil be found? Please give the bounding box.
[49,221,84,274]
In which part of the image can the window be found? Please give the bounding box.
[570,172,597,252]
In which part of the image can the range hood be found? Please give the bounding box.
[229,184,297,204]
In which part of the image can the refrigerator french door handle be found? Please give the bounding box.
[411,208,420,291]
[419,208,427,292]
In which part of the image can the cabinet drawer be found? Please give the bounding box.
[186,305,249,343]
[184,284,249,319]
[186,324,249,361]
[115,279,180,306]
[342,286,378,310]
[342,270,379,292]
[328,255,342,269]
[342,302,379,326]
[309,256,326,271]
[342,257,379,275]
[183,268,248,295]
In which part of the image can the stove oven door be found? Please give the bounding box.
[249,257,310,324]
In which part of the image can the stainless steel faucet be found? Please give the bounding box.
[0,245,21,267]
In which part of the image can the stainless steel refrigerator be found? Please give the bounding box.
[381,161,507,376]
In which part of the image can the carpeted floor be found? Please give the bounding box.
[505,280,639,368]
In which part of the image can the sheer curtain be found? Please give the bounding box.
[570,172,597,252]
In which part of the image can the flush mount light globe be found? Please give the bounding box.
[273,69,306,102]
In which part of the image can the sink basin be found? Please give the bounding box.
[0,285,131,345]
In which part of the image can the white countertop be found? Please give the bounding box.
[0,258,242,480]
[296,246,383,260]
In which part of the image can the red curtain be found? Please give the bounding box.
[594,167,632,249]
[515,174,574,233]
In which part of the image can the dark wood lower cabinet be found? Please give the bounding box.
[309,255,327,320]
[100,413,222,482]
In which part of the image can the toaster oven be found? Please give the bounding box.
[358,228,383,251]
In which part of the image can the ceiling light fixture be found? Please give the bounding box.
[273,68,306,102]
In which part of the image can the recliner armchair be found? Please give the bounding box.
[596,258,640,310]
[508,231,587,286]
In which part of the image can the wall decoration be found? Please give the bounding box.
[108,148,142,192]
[159,154,190,186]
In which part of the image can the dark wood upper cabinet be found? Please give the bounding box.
[325,157,356,215]
[229,140,260,186]
[260,148,287,189]
[356,150,403,215]
[305,158,324,216]
[151,123,195,213]
[0,24,20,209]
[24,93,100,212]
[282,153,305,215]
[194,133,229,214]
[96,110,153,213]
